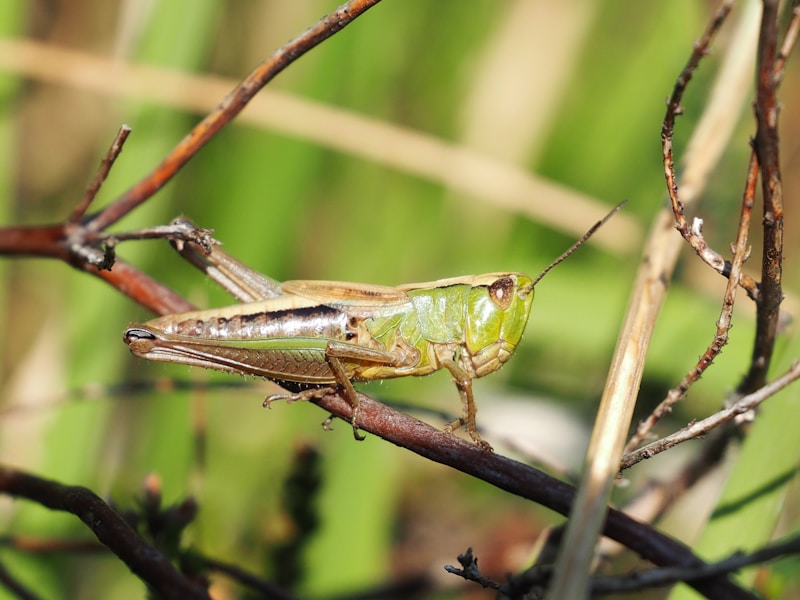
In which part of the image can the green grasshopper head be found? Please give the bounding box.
[460,203,624,377]
[464,273,534,378]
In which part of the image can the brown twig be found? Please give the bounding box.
[621,360,800,470]
[618,0,800,531]
[0,0,383,313]
[773,4,800,86]
[625,151,758,453]
[0,2,792,598]
[0,466,210,600]
[69,124,131,223]
[0,210,216,314]
[85,258,197,315]
[0,387,755,598]
[609,3,800,560]
[84,0,384,233]
[546,4,743,597]
[0,36,640,255]
[739,0,786,393]
[632,0,797,473]
[661,2,761,302]
[67,219,218,272]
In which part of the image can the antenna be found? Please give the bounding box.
[529,201,627,289]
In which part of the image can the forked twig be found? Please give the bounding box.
[622,360,800,470]
[631,0,799,455]
[624,152,757,454]
[661,4,761,302]
[545,4,740,598]
[0,0,384,315]
[0,2,795,598]
[609,5,800,572]
[85,0,383,234]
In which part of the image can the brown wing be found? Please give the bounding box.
[280,280,410,308]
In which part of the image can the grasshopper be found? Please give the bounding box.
[124,206,621,449]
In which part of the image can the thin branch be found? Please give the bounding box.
[85,0,384,233]
[0,3,794,599]
[199,556,298,600]
[0,0,384,312]
[0,37,640,254]
[613,0,800,547]
[0,536,105,554]
[625,151,758,453]
[64,219,218,271]
[0,219,210,313]
[78,257,197,315]
[621,360,800,470]
[773,4,800,86]
[444,548,500,591]
[69,125,131,223]
[661,1,761,302]
[0,405,754,599]
[0,559,42,600]
[453,530,800,597]
[87,221,217,250]
[546,4,742,598]
[739,0,786,393]
[590,531,800,594]
[0,466,210,600]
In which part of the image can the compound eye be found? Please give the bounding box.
[488,276,514,310]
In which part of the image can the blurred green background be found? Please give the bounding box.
[1,1,800,598]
